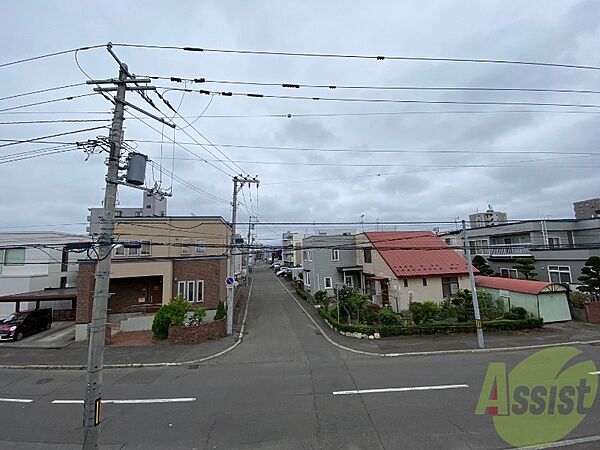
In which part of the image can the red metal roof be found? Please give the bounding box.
[365,231,471,278]
[475,276,566,295]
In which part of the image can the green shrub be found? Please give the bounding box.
[214,300,227,321]
[378,306,403,325]
[438,298,457,319]
[409,301,440,325]
[152,296,190,339]
[504,306,529,320]
[295,286,308,300]
[190,307,207,325]
[478,295,505,320]
[314,290,327,304]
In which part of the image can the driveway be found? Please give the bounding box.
[0,321,75,349]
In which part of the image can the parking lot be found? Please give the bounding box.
[0,321,75,349]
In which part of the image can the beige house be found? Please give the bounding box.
[76,216,231,340]
[356,231,472,312]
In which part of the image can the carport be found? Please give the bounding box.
[0,287,77,320]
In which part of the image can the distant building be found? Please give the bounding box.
[282,232,303,267]
[574,198,600,219]
[87,191,167,236]
[469,205,508,228]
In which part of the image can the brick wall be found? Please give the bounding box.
[76,262,96,324]
[167,318,227,344]
[585,302,600,324]
[172,258,227,309]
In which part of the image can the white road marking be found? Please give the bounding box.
[588,371,600,375]
[517,435,600,449]
[0,398,33,403]
[333,384,469,395]
[52,397,196,404]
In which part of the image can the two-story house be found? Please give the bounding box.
[75,216,231,340]
[356,231,472,311]
[0,232,89,318]
[301,233,360,296]
[455,218,600,285]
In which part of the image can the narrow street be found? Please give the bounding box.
[1,264,599,449]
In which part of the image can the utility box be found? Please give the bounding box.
[125,152,147,186]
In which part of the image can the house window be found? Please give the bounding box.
[344,275,353,286]
[5,248,25,266]
[115,246,125,256]
[177,281,186,298]
[324,277,333,289]
[423,278,428,287]
[548,265,571,283]
[304,272,311,286]
[128,246,140,257]
[135,211,143,217]
[187,280,195,302]
[195,240,206,254]
[442,277,459,298]
[307,250,312,261]
[403,279,409,288]
[140,241,151,256]
[181,239,191,255]
[500,268,519,279]
[363,248,372,263]
[331,249,340,261]
[548,237,560,248]
[365,279,376,297]
[115,210,122,217]
[196,280,204,302]
[0,249,4,274]
[469,239,489,255]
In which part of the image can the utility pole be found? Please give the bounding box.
[462,220,485,349]
[227,175,259,335]
[83,44,174,449]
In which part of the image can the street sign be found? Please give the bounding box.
[226,276,235,286]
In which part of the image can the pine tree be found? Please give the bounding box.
[472,255,494,276]
[578,256,600,298]
[513,257,537,280]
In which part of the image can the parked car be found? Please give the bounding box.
[0,309,52,341]
[276,267,292,277]
[270,262,282,269]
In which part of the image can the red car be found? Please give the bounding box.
[0,309,52,341]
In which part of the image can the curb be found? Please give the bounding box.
[277,278,600,358]
[0,276,255,371]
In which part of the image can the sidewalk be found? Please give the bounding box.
[281,279,600,355]
[0,283,249,369]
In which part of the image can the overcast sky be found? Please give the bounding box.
[1,1,600,243]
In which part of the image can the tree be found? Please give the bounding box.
[472,255,494,276]
[513,257,537,280]
[578,256,600,299]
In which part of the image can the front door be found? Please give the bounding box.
[147,278,163,304]
[381,280,390,306]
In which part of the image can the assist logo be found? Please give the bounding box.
[475,347,597,447]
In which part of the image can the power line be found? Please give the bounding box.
[0,83,89,103]
[156,86,600,109]
[0,44,104,69]
[0,93,97,113]
[0,126,108,149]
[149,75,600,95]
[111,43,600,71]
[0,119,110,125]
[0,146,80,165]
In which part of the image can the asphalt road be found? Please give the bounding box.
[1,265,599,449]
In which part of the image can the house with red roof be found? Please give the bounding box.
[356,231,473,311]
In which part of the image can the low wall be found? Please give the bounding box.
[571,308,588,322]
[168,318,227,344]
[585,302,600,324]
[120,314,155,332]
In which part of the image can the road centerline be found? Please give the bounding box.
[0,397,33,403]
[333,384,469,395]
[52,397,196,404]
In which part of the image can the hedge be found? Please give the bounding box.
[318,308,543,337]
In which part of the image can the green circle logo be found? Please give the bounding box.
[476,347,598,447]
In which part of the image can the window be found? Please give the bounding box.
[324,277,333,289]
[548,237,560,248]
[177,281,186,298]
[548,265,571,283]
[140,241,151,256]
[403,279,408,288]
[331,249,340,261]
[365,279,376,297]
[178,280,204,302]
[422,278,428,287]
[442,277,459,298]
[195,240,206,254]
[181,239,191,255]
[501,268,519,279]
[61,248,69,272]
[128,246,140,256]
[307,250,312,261]
[187,280,195,302]
[469,239,489,255]
[304,272,311,286]
[135,211,143,217]
[0,249,4,274]
[115,210,122,217]
[344,275,353,286]
[363,248,372,263]
[5,248,25,266]
[115,246,125,256]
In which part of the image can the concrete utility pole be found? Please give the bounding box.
[462,220,485,349]
[227,176,259,335]
[83,43,174,449]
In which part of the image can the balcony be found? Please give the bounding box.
[488,244,531,258]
